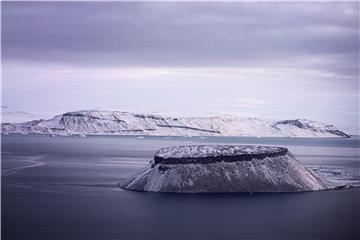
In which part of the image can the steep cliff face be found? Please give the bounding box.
[120,145,336,193]
[1,110,349,138]
[272,119,350,138]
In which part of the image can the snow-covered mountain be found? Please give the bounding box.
[271,119,350,138]
[1,110,350,138]
[121,145,337,192]
[1,106,40,123]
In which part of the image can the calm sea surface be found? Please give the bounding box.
[2,135,360,239]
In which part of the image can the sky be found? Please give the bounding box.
[1,1,359,132]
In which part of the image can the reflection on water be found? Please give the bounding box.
[2,135,360,239]
[2,155,46,176]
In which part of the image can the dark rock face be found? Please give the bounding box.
[275,119,309,129]
[273,119,350,138]
[121,145,335,193]
[154,145,288,165]
[156,124,221,133]
[324,129,350,138]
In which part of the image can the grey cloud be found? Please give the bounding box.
[2,2,359,76]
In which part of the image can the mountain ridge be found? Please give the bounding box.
[1,110,350,138]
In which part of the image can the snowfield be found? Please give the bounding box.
[120,145,347,193]
[1,110,350,138]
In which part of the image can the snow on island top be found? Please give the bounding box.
[154,145,288,165]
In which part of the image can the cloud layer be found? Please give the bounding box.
[3,2,358,72]
[2,2,359,132]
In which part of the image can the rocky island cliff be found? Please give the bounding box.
[120,145,338,193]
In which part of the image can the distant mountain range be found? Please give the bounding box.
[1,110,350,138]
[1,106,40,123]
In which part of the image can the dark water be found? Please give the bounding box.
[2,135,360,239]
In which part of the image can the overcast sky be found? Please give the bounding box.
[2,2,359,132]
